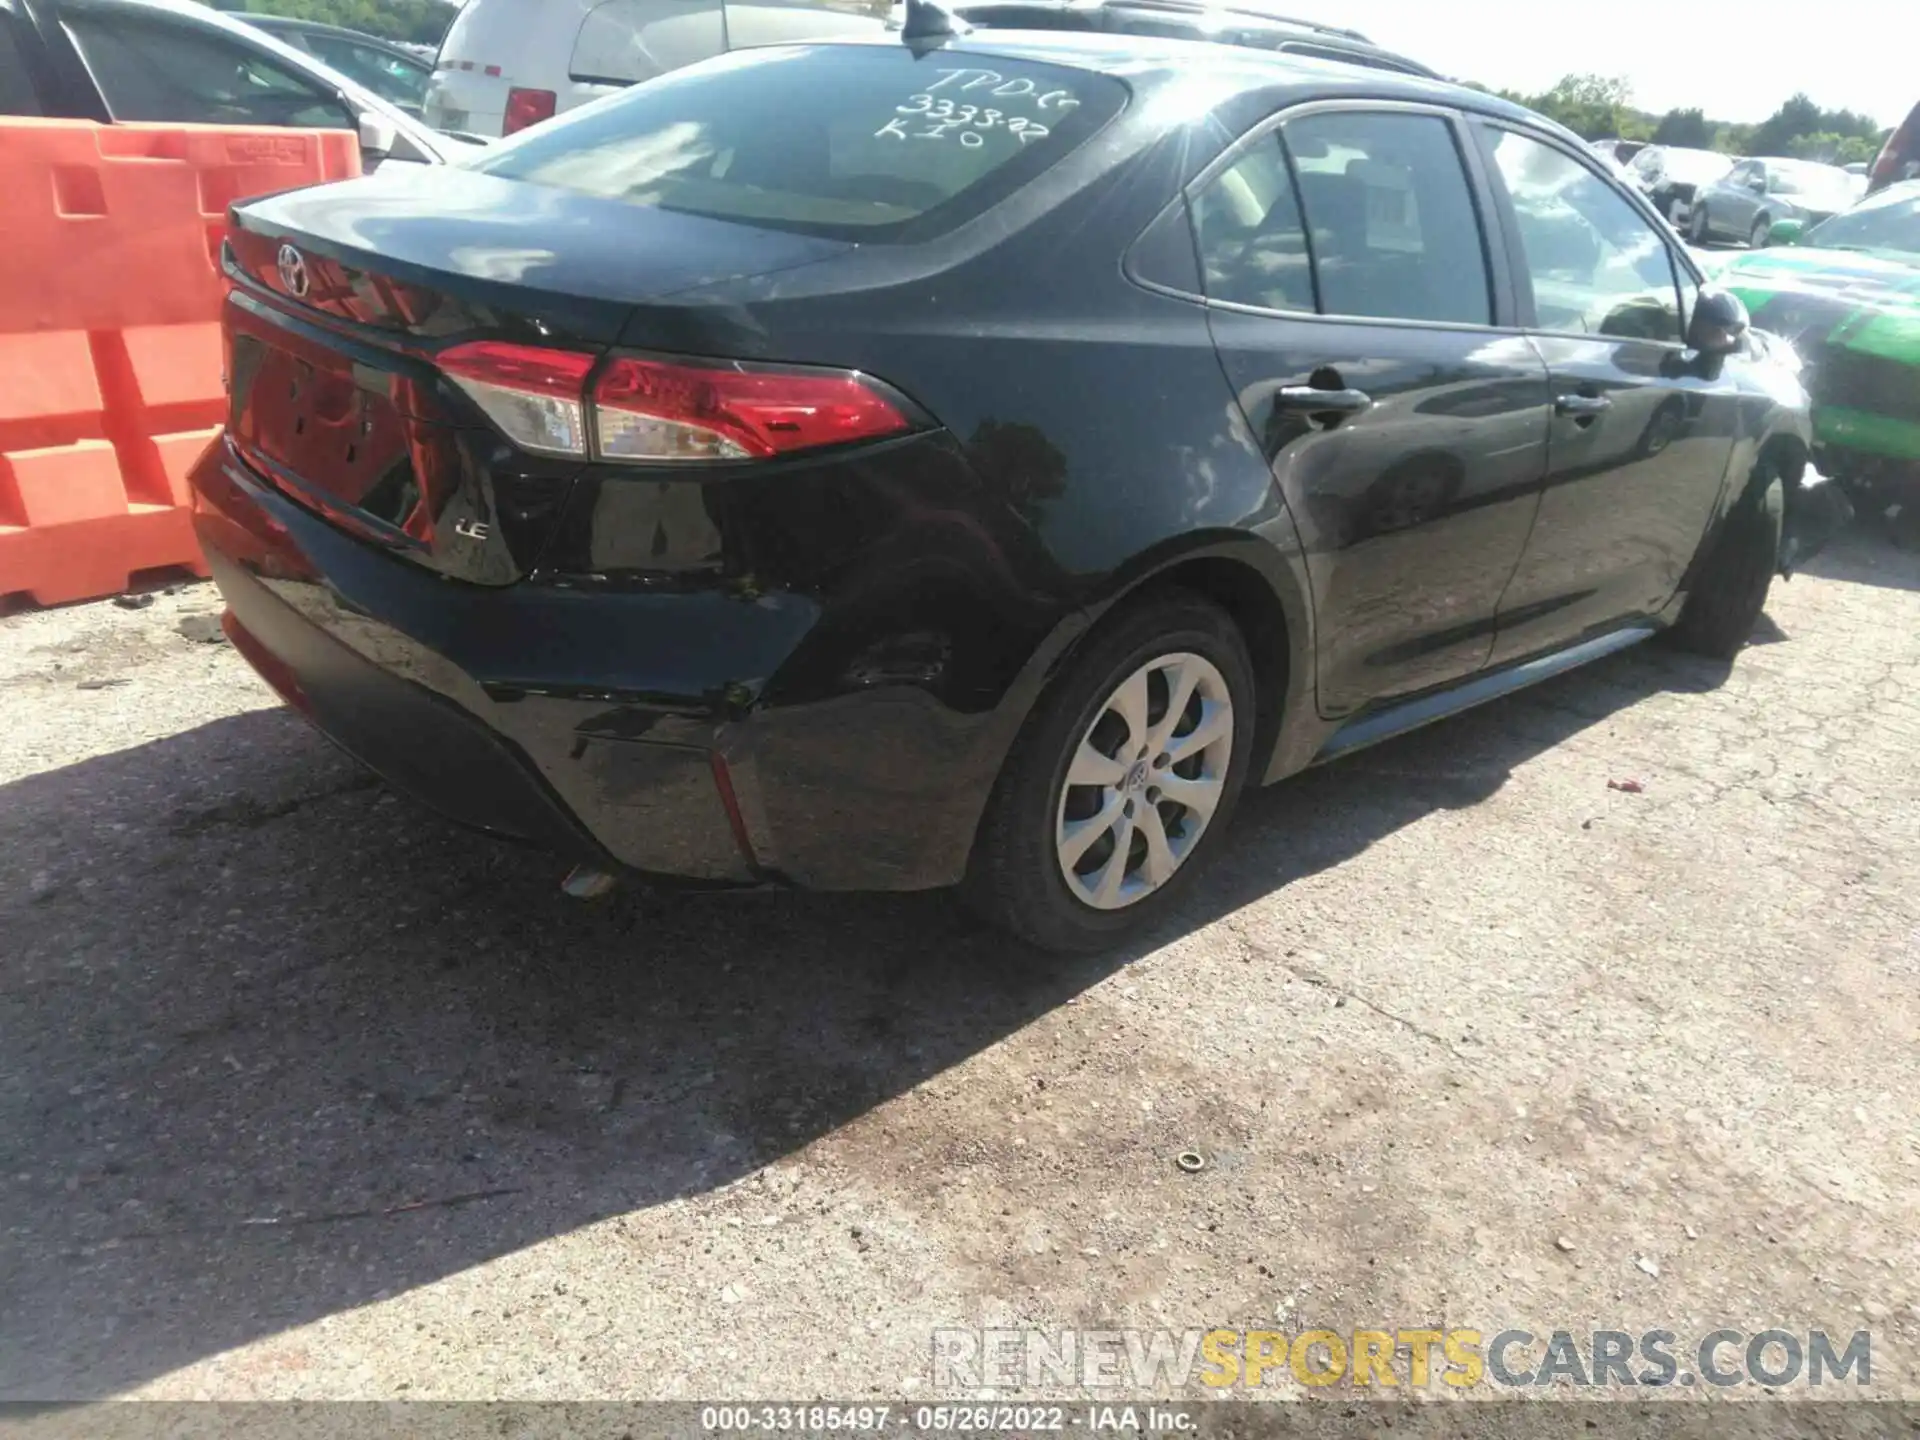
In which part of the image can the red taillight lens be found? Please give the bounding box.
[437,344,914,464]
[593,357,911,462]
[439,341,596,455]
[502,86,557,135]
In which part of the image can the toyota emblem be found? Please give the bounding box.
[276,243,310,298]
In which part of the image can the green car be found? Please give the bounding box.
[1703,182,1920,499]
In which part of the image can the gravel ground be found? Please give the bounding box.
[1,525,1916,1404]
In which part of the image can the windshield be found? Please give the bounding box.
[303,34,430,108]
[470,45,1124,241]
[1770,160,1857,204]
[1804,188,1920,253]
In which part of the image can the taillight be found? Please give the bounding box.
[502,87,556,134]
[439,342,596,455]
[594,357,912,461]
[437,343,915,463]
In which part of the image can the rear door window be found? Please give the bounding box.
[61,9,352,128]
[1281,110,1492,325]
[1190,134,1313,312]
[473,46,1124,241]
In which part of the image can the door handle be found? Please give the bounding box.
[1554,393,1613,418]
[1275,385,1374,415]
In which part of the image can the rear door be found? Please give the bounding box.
[1196,103,1551,716]
[1473,121,1740,666]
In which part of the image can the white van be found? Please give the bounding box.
[423,0,885,138]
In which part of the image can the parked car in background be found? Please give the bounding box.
[938,0,1435,74]
[1708,181,1920,502]
[1628,144,1734,225]
[423,0,886,137]
[1590,136,1646,165]
[1581,142,1633,182]
[239,14,431,118]
[192,30,1832,952]
[1688,157,1861,248]
[0,0,463,166]
[1868,100,1920,195]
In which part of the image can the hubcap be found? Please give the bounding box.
[1054,652,1234,911]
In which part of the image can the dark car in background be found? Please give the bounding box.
[239,14,432,117]
[1710,181,1920,501]
[1688,156,1862,248]
[1868,100,1920,195]
[1628,143,1735,225]
[189,31,1827,952]
[0,0,458,165]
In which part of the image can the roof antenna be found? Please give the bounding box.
[899,0,972,43]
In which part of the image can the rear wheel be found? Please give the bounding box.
[1750,215,1772,248]
[1665,464,1784,660]
[963,592,1256,953]
[1688,203,1710,243]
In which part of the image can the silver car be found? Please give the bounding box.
[1688,157,1863,248]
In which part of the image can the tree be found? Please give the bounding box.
[1788,132,1887,166]
[1528,73,1635,142]
[1652,108,1710,149]
[1747,92,1884,159]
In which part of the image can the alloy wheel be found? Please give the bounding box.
[1054,652,1234,911]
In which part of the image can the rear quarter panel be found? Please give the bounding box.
[609,89,1321,781]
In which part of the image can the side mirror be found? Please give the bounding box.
[1688,288,1750,357]
[357,111,398,165]
[1767,219,1806,247]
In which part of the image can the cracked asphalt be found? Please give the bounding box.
[1,524,1917,1403]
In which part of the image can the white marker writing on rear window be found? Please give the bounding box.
[876,70,1077,145]
[920,67,1080,107]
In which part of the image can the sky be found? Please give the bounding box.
[1324,0,1913,129]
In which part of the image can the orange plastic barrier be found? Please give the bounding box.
[0,120,360,607]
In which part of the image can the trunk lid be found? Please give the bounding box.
[222,168,852,584]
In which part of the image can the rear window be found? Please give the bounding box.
[470,44,1125,241]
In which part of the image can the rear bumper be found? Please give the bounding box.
[189,436,1044,890]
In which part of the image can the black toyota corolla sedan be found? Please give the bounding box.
[190,25,1835,952]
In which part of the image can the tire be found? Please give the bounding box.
[1665,464,1784,660]
[1750,215,1772,248]
[1688,203,1710,244]
[962,590,1257,954]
